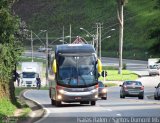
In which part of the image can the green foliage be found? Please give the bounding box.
[148,26,160,54]
[12,0,160,60]
[155,0,160,9]
[0,0,23,102]
[0,97,16,117]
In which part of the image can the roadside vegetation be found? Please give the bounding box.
[13,0,160,59]
[0,0,31,118]
[0,89,31,118]
[99,66,139,86]
[103,70,138,81]
[0,98,16,117]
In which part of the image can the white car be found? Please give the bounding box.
[148,65,160,76]
[38,47,52,52]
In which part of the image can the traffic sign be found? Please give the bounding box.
[72,36,85,44]
[102,70,107,77]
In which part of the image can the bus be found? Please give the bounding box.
[48,44,102,106]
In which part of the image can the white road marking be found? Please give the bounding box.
[106,109,112,111]
[116,114,121,116]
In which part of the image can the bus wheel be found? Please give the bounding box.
[51,99,55,105]
[91,101,96,106]
[55,101,61,107]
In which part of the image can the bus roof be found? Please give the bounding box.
[55,44,95,54]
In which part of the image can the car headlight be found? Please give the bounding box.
[57,95,62,100]
[102,88,107,93]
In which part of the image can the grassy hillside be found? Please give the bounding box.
[13,0,160,59]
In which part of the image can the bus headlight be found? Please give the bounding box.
[59,89,64,94]
[57,95,62,100]
[91,89,97,93]
[95,95,98,98]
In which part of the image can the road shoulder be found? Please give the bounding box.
[17,90,45,123]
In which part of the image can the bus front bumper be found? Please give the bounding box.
[56,90,98,102]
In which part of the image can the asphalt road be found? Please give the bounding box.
[24,83,160,123]
[24,75,160,123]
[23,51,160,123]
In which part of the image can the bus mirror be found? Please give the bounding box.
[97,59,102,73]
[53,59,57,73]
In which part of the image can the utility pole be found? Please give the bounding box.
[46,31,48,86]
[69,24,71,44]
[96,23,99,57]
[62,26,64,44]
[99,23,103,60]
[31,30,33,62]
[117,0,126,74]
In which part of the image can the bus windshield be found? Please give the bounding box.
[57,55,96,87]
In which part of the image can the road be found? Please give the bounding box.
[23,51,160,123]
[24,82,160,123]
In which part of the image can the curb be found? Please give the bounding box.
[133,72,142,78]
[18,89,47,123]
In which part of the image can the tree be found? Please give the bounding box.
[148,27,160,55]
[117,0,128,74]
[0,0,22,103]
[155,0,160,9]
[148,0,160,56]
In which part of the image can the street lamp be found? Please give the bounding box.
[102,29,115,38]
[59,39,68,44]
[99,29,115,60]
[40,30,49,86]
[102,36,111,41]
[80,27,96,47]
[24,29,45,62]
[49,36,70,45]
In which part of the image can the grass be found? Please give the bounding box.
[0,98,16,117]
[0,87,32,119]
[14,88,31,118]
[101,66,139,81]
[100,70,138,81]
[100,66,139,86]
[15,87,28,97]
[102,66,118,70]
[15,87,48,97]
[0,76,49,118]
[99,69,138,87]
